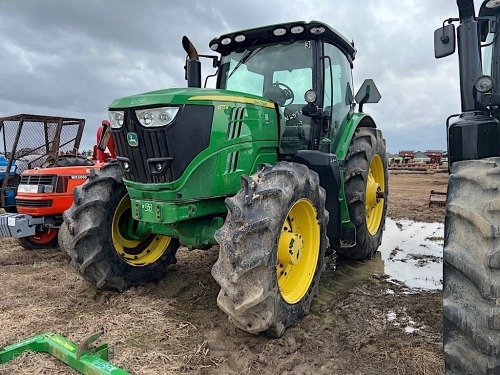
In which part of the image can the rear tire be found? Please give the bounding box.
[51,155,94,167]
[17,228,59,250]
[60,162,180,291]
[443,158,500,374]
[212,162,328,337]
[336,127,388,260]
[4,206,17,213]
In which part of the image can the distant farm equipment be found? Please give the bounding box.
[388,150,447,172]
[429,189,447,207]
[0,120,115,250]
[0,114,85,212]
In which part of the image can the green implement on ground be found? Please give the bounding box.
[0,331,129,374]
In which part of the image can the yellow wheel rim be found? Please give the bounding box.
[365,154,385,235]
[112,195,172,266]
[276,199,320,304]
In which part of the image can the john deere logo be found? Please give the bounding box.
[127,132,139,147]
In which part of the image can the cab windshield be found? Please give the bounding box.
[218,41,314,153]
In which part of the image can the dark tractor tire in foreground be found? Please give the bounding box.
[444,158,500,375]
[336,127,388,260]
[17,228,59,250]
[212,162,328,337]
[51,155,94,167]
[60,162,180,291]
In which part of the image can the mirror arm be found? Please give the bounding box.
[199,54,220,68]
[358,93,369,113]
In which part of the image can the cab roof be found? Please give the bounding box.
[209,20,356,60]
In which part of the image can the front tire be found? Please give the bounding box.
[443,158,500,374]
[60,162,180,291]
[336,127,388,260]
[17,228,59,250]
[212,162,328,337]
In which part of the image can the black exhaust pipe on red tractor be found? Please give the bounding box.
[435,0,500,167]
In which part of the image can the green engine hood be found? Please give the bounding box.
[109,88,275,109]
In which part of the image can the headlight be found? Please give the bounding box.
[17,184,40,193]
[135,107,179,127]
[304,89,317,103]
[43,184,54,193]
[109,111,125,128]
[487,0,500,9]
[475,75,494,93]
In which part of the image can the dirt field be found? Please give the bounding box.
[0,171,448,374]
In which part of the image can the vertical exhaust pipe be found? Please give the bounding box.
[182,36,202,88]
[456,0,482,111]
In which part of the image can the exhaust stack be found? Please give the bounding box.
[182,36,201,88]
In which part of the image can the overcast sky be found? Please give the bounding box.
[0,0,487,153]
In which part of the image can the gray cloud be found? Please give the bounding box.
[0,0,484,153]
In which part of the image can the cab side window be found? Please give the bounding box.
[323,43,353,130]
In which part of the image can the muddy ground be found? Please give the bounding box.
[0,171,448,374]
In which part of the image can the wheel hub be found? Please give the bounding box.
[112,195,172,266]
[278,232,304,266]
[276,199,320,304]
[365,154,386,235]
[366,172,381,212]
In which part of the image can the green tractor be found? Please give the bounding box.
[61,21,388,336]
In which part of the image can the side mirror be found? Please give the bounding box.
[302,103,320,117]
[434,24,456,59]
[355,79,381,113]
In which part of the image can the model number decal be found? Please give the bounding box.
[131,97,148,105]
[70,175,88,179]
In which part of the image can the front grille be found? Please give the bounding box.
[16,199,52,207]
[112,105,214,184]
[20,175,56,185]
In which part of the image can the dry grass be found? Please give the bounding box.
[0,172,445,374]
[0,240,225,374]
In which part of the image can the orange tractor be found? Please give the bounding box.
[0,121,116,249]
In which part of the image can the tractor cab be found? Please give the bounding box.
[189,21,379,156]
[478,1,500,107]
[219,39,318,154]
[434,0,500,166]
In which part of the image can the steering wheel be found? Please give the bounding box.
[263,82,295,106]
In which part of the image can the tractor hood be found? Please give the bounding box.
[108,88,275,109]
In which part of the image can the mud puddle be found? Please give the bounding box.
[320,218,444,299]
[380,218,443,290]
